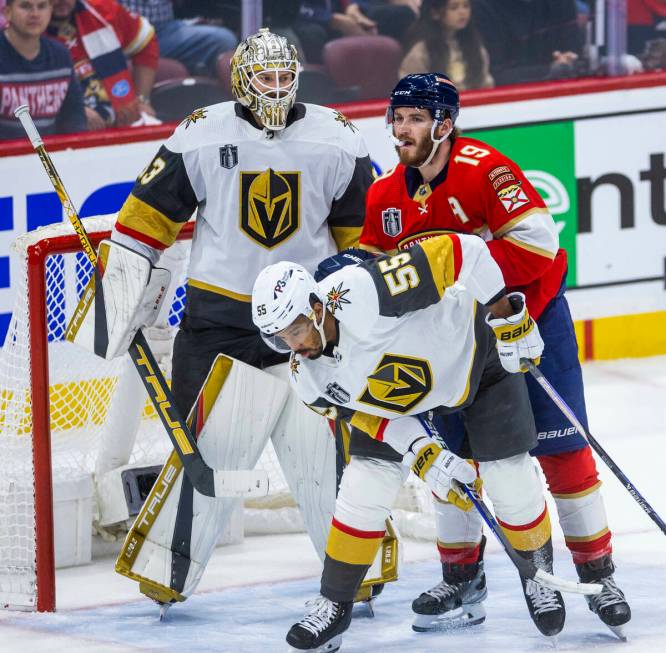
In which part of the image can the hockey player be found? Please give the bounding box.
[359,73,630,637]
[89,28,374,610]
[252,233,566,651]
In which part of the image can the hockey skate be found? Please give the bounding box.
[577,556,631,640]
[412,538,487,632]
[519,541,565,639]
[286,595,353,652]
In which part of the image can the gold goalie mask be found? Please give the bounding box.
[231,28,300,131]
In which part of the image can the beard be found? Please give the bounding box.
[395,136,433,167]
[296,343,324,360]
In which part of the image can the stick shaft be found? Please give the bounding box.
[14,106,257,499]
[523,359,666,536]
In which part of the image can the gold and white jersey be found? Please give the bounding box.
[290,234,507,422]
[114,101,372,330]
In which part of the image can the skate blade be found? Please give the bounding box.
[412,602,486,632]
[545,634,559,648]
[352,598,375,619]
[607,624,627,642]
[159,604,171,622]
[287,634,342,653]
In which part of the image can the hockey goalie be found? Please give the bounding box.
[66,27,398,617]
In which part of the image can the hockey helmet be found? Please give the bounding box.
[231,28,300,131]
[387,73,460,125]
[252,261,327,352]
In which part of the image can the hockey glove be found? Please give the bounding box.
[403,437,477,509]
[486,292,544,374]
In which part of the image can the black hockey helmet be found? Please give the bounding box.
[388,73,460,125]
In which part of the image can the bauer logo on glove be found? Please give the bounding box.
[486,292,544,374]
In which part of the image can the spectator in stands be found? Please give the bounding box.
[48,0,158,130]
[472,0,584,85]
[399,0,493,89]
[1,0,86,140]
[120,1,237,76]
[265,1,417,64]
[628,0,666,55]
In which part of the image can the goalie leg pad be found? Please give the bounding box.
[264,363,338,561]
[116,355,290,601]
[66,239,171,360]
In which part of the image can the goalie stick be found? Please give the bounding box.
[523,358,666,537]
[14,105,267,500]
[416,415,602,596]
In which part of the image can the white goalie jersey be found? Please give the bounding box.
[113,101,372,331]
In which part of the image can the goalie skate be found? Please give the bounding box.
[412,562,487,632]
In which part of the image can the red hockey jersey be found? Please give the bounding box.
[361,136,567,319]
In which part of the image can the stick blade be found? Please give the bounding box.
[533,568,602,596]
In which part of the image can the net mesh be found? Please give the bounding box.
[0,216,293,610]
[0,216,433,611]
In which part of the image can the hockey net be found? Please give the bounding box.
[0,215,434,613]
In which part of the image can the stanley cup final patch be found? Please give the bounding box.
[382,207,402,237]
[497,183,530,213]
[219,144,238,169]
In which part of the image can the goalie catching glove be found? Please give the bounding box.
[66,239,171,360]
[486,292,543,374]
[403,436,478,511]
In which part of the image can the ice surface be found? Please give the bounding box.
[0,356,664,653]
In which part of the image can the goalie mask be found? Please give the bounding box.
[231,28,300,131]
[252,261,327,353]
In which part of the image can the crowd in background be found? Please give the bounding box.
[1,0,666,141]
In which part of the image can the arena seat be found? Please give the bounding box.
[323,36,403,101]
[150,77,229,122]
[155,58,189,83]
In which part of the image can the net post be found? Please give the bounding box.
[27,241,56,612]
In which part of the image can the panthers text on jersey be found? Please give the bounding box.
[113,102,373,331]
[361,136,566,319]
[289,233,507,438]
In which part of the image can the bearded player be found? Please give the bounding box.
[359,73,630,638]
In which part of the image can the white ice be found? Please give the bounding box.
[1,356,664,653]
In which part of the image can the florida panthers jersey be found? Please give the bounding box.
[361,137,566,319]
[289,234,506,428]
[114,102,372,330]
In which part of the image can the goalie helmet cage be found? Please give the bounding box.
[0,215,434,614]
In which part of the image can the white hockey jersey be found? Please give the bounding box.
[289,234,507,430]
[114,101,372,330]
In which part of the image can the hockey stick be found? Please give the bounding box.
[15,105,267,499]
[522,358,666,536]
[416,415,601,596]
[461,486,600,595]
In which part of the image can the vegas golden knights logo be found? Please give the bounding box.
[358,353,433,414]
[240,169,300,248]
